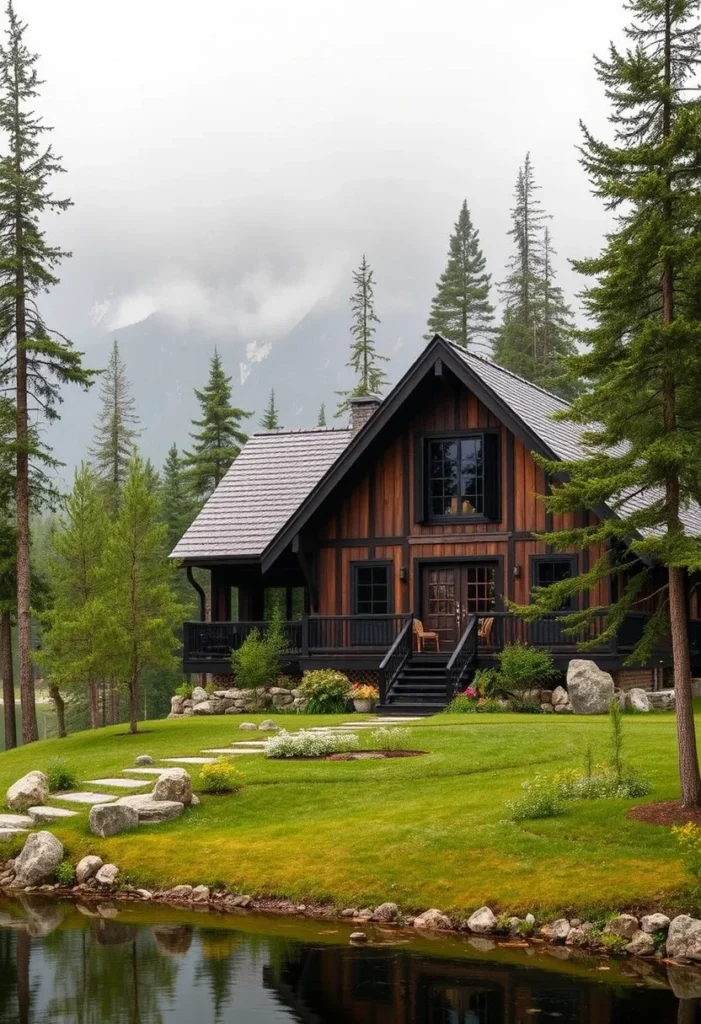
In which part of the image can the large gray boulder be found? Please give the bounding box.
[414,908,452,931]
[192,701,214,715]
[13,831,63,887]
[7,771,49,812]
[625,688,651,713]
[152,768,192,805]
[89,803,139,838]
[116,795,184,823]
[605,914,639,939]
[668,916,701,961]
[467,906,497,934]
[641,913,671,934]
[566,660,614,714]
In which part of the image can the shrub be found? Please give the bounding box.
[265,729,360,758]
[472,668,501,698]
[369,727,410,751]
[554,765,650,801]
[232,614,288,690]
[199,758,243,794]
[598,932,628,953]
[476,698,509,713]
[443,693,478,714]
[55,860,74,887]
[673,823,701,880]
[175,682,193,699]
[496,643,557,697]
[298,669,352,714]
[46,759,77,792]
[507,697,543,714]
[506,775,565,821]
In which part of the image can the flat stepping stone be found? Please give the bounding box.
[201,748,263,755]
[52,791,117,805]
[28,806,79,822]
[0,814,33,828]
[0,827,30,840]
[86,778,150,789]
[122,768,167,776]
[116,795,184,822]
[161,757,216,765]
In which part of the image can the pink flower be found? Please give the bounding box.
[463,687,477,699]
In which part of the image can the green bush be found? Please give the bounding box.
[507,697,543,714]
[232,613,288,690]
[369,727,411,751]
[175,682,193,699]
[199,758,243,794]
[298,669,352,713]
[46,759,77,793]
[506,775,565,821]
[55,860,74,886]
[471,668,501,698]
[443,694,478,714]
[497,643,557,697]
[477,698,509,713]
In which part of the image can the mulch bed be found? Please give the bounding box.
[627,800,701,826]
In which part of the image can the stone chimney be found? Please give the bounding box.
[349,394,381,433]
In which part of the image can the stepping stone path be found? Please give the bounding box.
[0,814,33,828]
[86,778,150,789]
[200,748,264,755]
[122,768,167,776]
[0,827,30,840]
[28,806,78,822]
[161,757,216,765]
[51,792,118,805]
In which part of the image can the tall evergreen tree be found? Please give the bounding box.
[0,2,96,743]
[0,396,15,748]
[89,340,140,514]
[518,0,701,806]
[260,388,281,430]
[161,444,196,552]
[183,349,251,500]
[336,256,388,414]
[425,200,494,351]
[317,403,327,427]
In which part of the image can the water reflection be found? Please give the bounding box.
[0,896,697,1023]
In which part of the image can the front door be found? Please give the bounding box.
[421,563,497,650]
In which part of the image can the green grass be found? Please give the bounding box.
[0,710,694,917]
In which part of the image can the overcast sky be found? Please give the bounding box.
[25,0,625,347]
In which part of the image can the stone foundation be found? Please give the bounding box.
[169,684,306,717]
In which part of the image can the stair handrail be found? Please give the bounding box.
[446,615,478,703]
[379,616,414,704]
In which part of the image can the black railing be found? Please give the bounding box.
[183,620,303,664]
[306,615,411,654]
[379,617,414,703]
[475,611,610,652]
[446,615,478,700]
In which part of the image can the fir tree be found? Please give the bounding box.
[517,0,701,806]
[425,200,494,351]
[317,403,327,427]
[89,340,140,514]
[183,349,251,500]
[0,2,96,743]
[336,256,388,415]
[161,444,196,552]
[260,388,281,430]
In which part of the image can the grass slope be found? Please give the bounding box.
[0,711,693,916]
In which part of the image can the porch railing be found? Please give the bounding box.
[379,617,414,703]
[446,615,478,700]
[474,610,673,658]
[306,615,411,654]
[183,620,303,664]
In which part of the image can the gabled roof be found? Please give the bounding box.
[170,428,352,561]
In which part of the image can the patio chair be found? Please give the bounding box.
[478,616,495,647]
[413,618,440,653]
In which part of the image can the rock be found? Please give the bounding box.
[272,693,294,707]
[551,686,568,706]
[95,864,120,887]
[183,708,194,717]
[648,689,676,711]
[467,906,496,934]
[668,916,701,961]
[566,660,615,714]
[341,908,357,918]
[353,908,374,921]
[350,931,367,943]
[373,902,399,922]
[76,856,103,884]
[6,771,49,812]
[152,768,193,805]
[89,803,139,838]
[115,795,184,823]
[191,686,208,704]
[193,701,214,715]
[136,889,153,900]
[169,885,193,900]
[525,913,536,926]
[566,925,593,947]
[554,704,572,714]
[240,722,258,730]
[190,794,201,807]
[136,755,154,766]
[641,913,671,934]
[13,832,63,887]
[170,696,185,714]
[508,916,522,934]
[258,719,279,731]
[541,919,571,942]
[605,914,639,939]
[625,930,656,956]
[541,704,554,713]
[613,688,626,709]
[667,964,701,1000]
[414,908,452,931]
[625,688,651,713]
[190,885,210,903]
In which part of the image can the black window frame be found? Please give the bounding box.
[351,561,394,616]
[419,430,500,524]
[530,555,578,610]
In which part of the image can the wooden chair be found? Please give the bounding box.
[413,618,440,653]
[478,616,495,647]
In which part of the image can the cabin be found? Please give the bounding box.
[171,334,701,712]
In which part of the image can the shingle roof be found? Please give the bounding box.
[170,428,353,560]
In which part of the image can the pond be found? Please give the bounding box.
[0,895,696,1023]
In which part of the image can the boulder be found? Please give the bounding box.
[625,688,651,713]
[191,686,208,704]
[554,705,572,714]
[193,701,214,715]
[350,931,367,943]
[541,704,554,713]
[76,855,103,884]
[648,689,676,711]
[136,755,154,766]
[414,908,452,931]
[169,885,193,900]
[258,719,279,731]
[191,885,210,903]
[95,863,120,887]
[152,768,193,805]
[13,832,64,887]
[7,771,49,812]
[641,913,671,934]
[605,914,639,939]
[551,686,568,707]
[566,924,594,947]
[373,902,399,922]
[667,916,701,961]
[467,906,496,934]
[116,795,184,823]
[89,803,139,838]
[566,660,614,714]
[239,722,258,731]
[183,707,194,717]
[272,693,294,707]
[625,930,656,956]
[170,696,185,714]
[541,918,571,942]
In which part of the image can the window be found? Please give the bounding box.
[532,557,577,609]
[353,563,391,615]
[423,434,499,521]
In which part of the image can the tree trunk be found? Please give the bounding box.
[110,682,120,725]
[48,682,66,739]
[129,675,138,734]
[670,566,701,805]
[88,680,99,729]
[0,611,16,750]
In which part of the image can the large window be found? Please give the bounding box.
[424,434,499,521]
[531,557,577,610]
[352,563,391,615]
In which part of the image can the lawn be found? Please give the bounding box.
[0,709,694,917]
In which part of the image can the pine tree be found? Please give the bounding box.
[536,228,579,398]
[317,403,327,427]
[518,0,701,806]
[260,388,281,430]
[183,349,251,500]
[336,256,388,415]
[0,3,96,743]
[92,456,186,734]
[425,200,494,352]
[161,444,196,552]
[89,340,140,514]
[0,397,15,748]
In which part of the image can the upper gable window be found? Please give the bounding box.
[423,433,499,521]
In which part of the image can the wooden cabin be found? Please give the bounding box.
[171,335,701,712]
